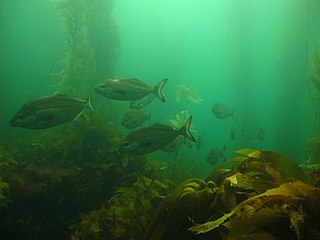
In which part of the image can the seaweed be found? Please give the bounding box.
[70,175,168,240]
[53,0,120,97]
[146,149,320,240]
[0,143,17,208]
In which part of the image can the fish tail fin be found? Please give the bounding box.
[153,78,168,102]
[86,93,94,112]
[180,116,196,142]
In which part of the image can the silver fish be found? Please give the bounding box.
[206,146,226,166]
[129,93,155,110]
[121,109,150,129]
[95,78,168,102]
[212,103,233,119]
[119,116,196,155]
[10,93,93,129]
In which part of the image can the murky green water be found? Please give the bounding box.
[1,1,320,239]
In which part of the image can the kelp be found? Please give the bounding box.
[70,175,168,240]
[311,49,320,79]
[0,143,17,208]
[0,110,126,239]
[189,180,320,240]
[146,148,319,240]
[306,134,320,164]
[53,0,119,97]
[145,178,217,240]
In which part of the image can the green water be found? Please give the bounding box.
[2,0,320,163]
[1,0,320,239]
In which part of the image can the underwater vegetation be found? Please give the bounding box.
[3,104,320,240]
[0,143,16,209]
[3,1,320,240]
[309,49,320,133]
[145,149,319,240]
[0,106,201,239]
[70,175,169,240]
[53,0,119,96]
[310,49,320,87]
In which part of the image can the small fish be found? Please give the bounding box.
[121,109,150,129]
[196,132,205,150]
[95,78,168,102]
[161,135,190,153]
[119,116,196,155]
[206,146,226,166]
[129,93,155,110]
[256,128,266,141]
[230,127,237,140]
[10,93,93,129]
[212,103,233,119]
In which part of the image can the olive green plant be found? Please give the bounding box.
[53,0,119,97]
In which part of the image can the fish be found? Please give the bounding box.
[119,116,196,155]
[161,135,191,153]
[129,93,155,110]
[9,93,93,129]
[256,128,266,141]
[211,103,233,119]
[196,132,205,150]
[95,78,168,102]
[121,109,150,129]
[206,146,226,166]
[230,127,237,140]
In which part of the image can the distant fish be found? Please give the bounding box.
[212,103,233,119]
[256,128,266,141]
[230,127,237,140]
[10,93,93,129]
[95,78,168,102]
[129,93,155,110]
[121,109,150,129]
[119,116,196,155]
[161,135,191,153]
[206,146,226,166]
[196,132,205,150]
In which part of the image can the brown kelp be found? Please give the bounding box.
[146,149,319,240]
[70,175,169,240]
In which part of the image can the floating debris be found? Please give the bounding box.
[176,84,203,104]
